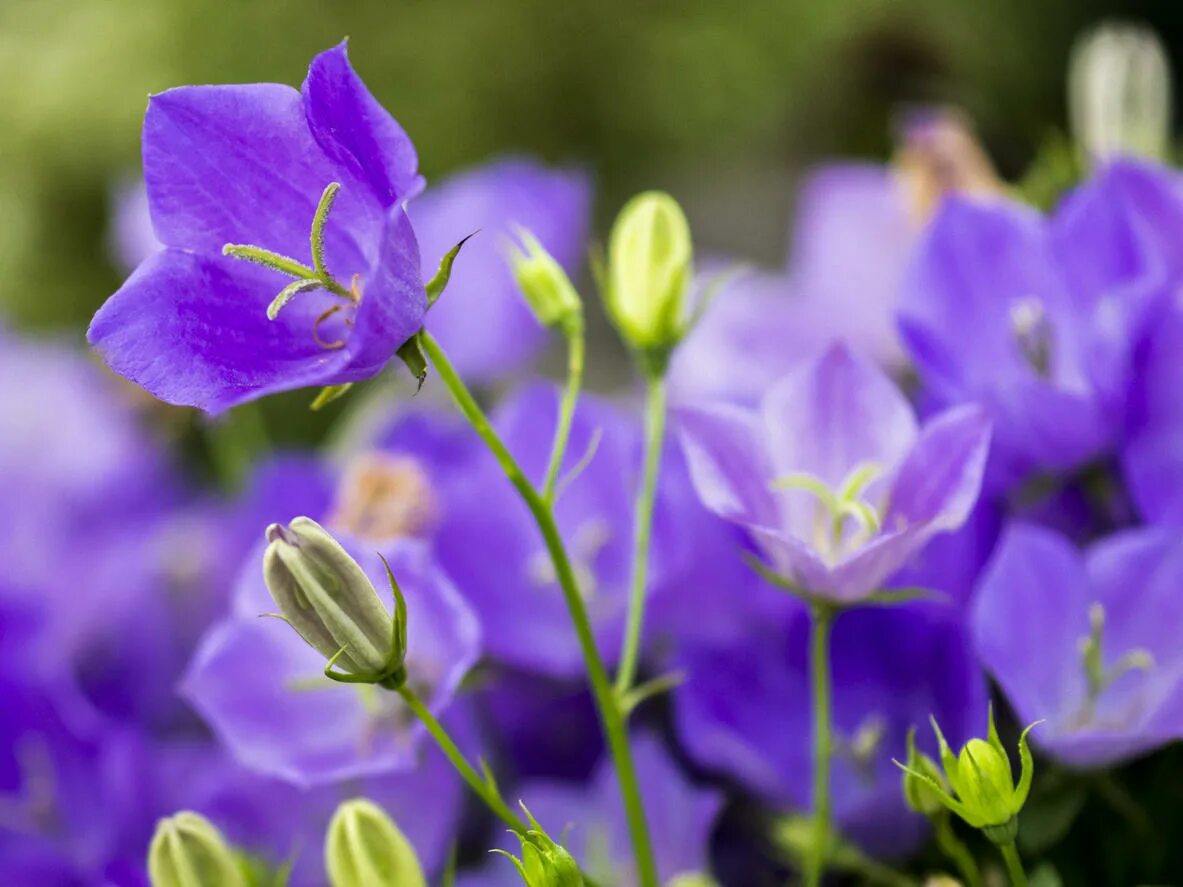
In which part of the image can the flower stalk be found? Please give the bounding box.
[804,602,835,887]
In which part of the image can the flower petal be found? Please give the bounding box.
[301,42,423,206]
[87,249,355,413]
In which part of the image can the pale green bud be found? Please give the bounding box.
[605,191,693,364]
[325,798,427,887]
[496,806,584,886]
[666,874,723,887]
[1070,22,1172,161]
[263,517,404,682]
[147,811,246,887]
[508,229,583,332]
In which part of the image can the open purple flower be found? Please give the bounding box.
[408,157,591,383]
[181,538,479,786]
[674,604,985,856]
[972,523,1183,768]
[89,42,425,413]
[899,159,1183,488]
[676,342,990,605]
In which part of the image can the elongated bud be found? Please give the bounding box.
[325,798,427,887]
[604,191,693,367]
[901,728,947,817]
[507,229,583,332]
[495,805,584,886]
[148,811,246,887]
[263,517,404,682]
[1070,22,1172,161]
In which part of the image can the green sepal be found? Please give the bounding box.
[395,332,428,390]
[1015,720,1044,809]
[861,586,946,606]
[310,383,353,411]
[426,233,476,308]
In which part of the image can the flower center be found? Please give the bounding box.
[836,714,888,784]
[1070,601,1154,730]
[327,452,438,543]
[1009,296,1054,377]
[770,461,885,564]
[222,181,362,350]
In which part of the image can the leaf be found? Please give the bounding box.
[1018,786,1086,855]
[309,383,353,411]
[426,233,477,307]
[395,332,428,390]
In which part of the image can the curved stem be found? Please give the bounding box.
[396,685,526,835]
[542,324,586,505]
[615,373,667,695]
[420,331,660,887]
[935,815,982,887]
[805,604,835,887]
[998,841,1029,887]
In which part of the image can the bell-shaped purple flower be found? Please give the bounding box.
[181,538,479,786]
[676,342,990,605]
[89,42,425,413]
[972,522,1183,768]
[673,604,985,856]
[899,159,1183,488]
[408,157,591,383]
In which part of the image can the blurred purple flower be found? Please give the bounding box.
[182,538,479,786]
[676,343,990,605]
[900,159,1183,489]
[89,42,425,413]
[108,178,162,271]
[409,157,592,382]
[459,734,723,887]
[973,523,1183,768]
[674,604,985,856]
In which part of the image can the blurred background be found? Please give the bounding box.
[5,0,1183,339]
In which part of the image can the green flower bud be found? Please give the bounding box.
[1070,22,1172,161]
[894,705,1041,843]
[604,191,693,365]
[495,806,584,886]
[147,811,246,887]
[507,228,583,332]
[325,798,427,887]
[666,874,723,887]
[901,727,947,817]
[263,517,406,685]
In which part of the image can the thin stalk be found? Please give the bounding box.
[542,323,586,505]
[935,815,982,887]
[998,841,1029,887]
[615,373,667,695]
[420,331,660,887]
[396,685,526,835]
[805,604,835,887]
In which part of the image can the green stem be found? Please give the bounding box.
[542,323,586,505]
[396,685,526,835]
[935,815,982,887]
[420,331,660,887]
[615,373,667,695]
[805,604,835,887]
[998,841,1028,887]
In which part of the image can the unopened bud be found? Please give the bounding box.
[1070,21,1172,161]
[263,517,405,683]
[604,191,693,366]
[496,805,584,887]
[147,811,245,887]
[508,229,583,332]
[666,875,723,887]
[901,728,947,817]
[325,798,427,887]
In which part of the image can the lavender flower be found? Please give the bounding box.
[674,604,986,856]
[676,342,990,605]
[89,42,426,413]
[972,522,1183,768]
[181,539,479,786]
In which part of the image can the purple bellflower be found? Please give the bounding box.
[676,342,990,605]
[973,522,1183,768]
[674,604,986,856]
[89,42,426,413]
[181,538,479,786]
[408,157,592,382]
[458,734,723,887]
[899,158,1183,489]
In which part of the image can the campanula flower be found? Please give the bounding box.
[676,342,990,605]
[89,42,426,413]
[674,604,985,856]
[408,158,591,382]
[972,523,1183,768]
[899,158,1183,489]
